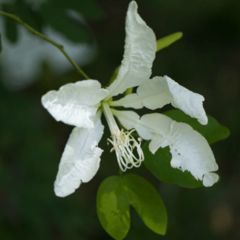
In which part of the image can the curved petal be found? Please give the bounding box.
[203,173,219,187]
[112,76,207,125]
[111,109,153,140]
[106,1,156,99]
[164,76,207,125]
[54,111,104,197]
[143,113,218,186]
[42,80,109,128]
[113,110,218,186]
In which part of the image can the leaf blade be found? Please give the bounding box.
[97,176,130,240]
[5,17,18,43]
[164,109,230,144]
[143,143,203,188]
[157,32,182,52]
[52,0,105,21]
[123,174,167,235]
[40,2,89,43]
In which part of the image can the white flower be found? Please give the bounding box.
[41,1,218,197]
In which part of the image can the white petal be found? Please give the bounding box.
[114,76,207,125]
[111,109,153,140]
[165,76,208,125]
[149,133,170,154]
[113,110,218,185]
[203,173,219,187]
[42,80,109,128]
[54,111,104,197]
[106,1,156,99]
[145,113,217,182]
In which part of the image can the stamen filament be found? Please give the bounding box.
[102,102,144,172]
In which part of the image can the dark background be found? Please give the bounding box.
[0,0,239,239]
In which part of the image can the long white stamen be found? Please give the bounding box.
[102,102,144,171]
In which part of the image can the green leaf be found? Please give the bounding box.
[0,33,2,53]
[108,65,121,86]
[143,110,229,188]
[52,0,105,21]
[5,17,18,43]
[143,143,203,188]
[157,32,182,52]
[97,176,130,240]
[2,3,18,43]
[123,174,167,235]
[15,2,43,32]
[164,110,230,144]
[40,2,89,43]
[97,174,168,239]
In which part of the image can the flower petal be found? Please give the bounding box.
[42,80,109,128]
[145,114,217,185]
[106,1,156,99]
[54,111,104,197]
[203,173,219,187]
[113,76,207,125]
[111,109,153,140]
[113,110,218,186]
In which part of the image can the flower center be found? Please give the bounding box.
[102,102,144,172]
[108,129,144,172]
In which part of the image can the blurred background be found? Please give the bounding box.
[0,0,239,239]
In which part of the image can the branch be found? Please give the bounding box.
[0,10,90,79]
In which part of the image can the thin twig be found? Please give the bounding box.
[0,10,90,79]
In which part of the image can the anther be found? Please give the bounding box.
[107,128,144,172]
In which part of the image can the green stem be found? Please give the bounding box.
[119,168,123,176]
[0,10,90,79]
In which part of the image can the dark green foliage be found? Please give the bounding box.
[0,32,2,52]
[143,143,203,188]
[52,0,105,21]
[2,3,19,43]
[15,1,43,32]
[0,0,238,239]
[5,17,18,43]
[164,110,230,144]
[40,2,90,43]
[143,110,229,188]
[0,0,105,44]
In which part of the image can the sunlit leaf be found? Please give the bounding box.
[123,174,167,235]
[143,143,203,188]
[97,174,168,239]
[164,110,230,144]
[97,176,130,240]
[157,32,182,52]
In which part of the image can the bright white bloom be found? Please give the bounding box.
[41,1,218,197]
